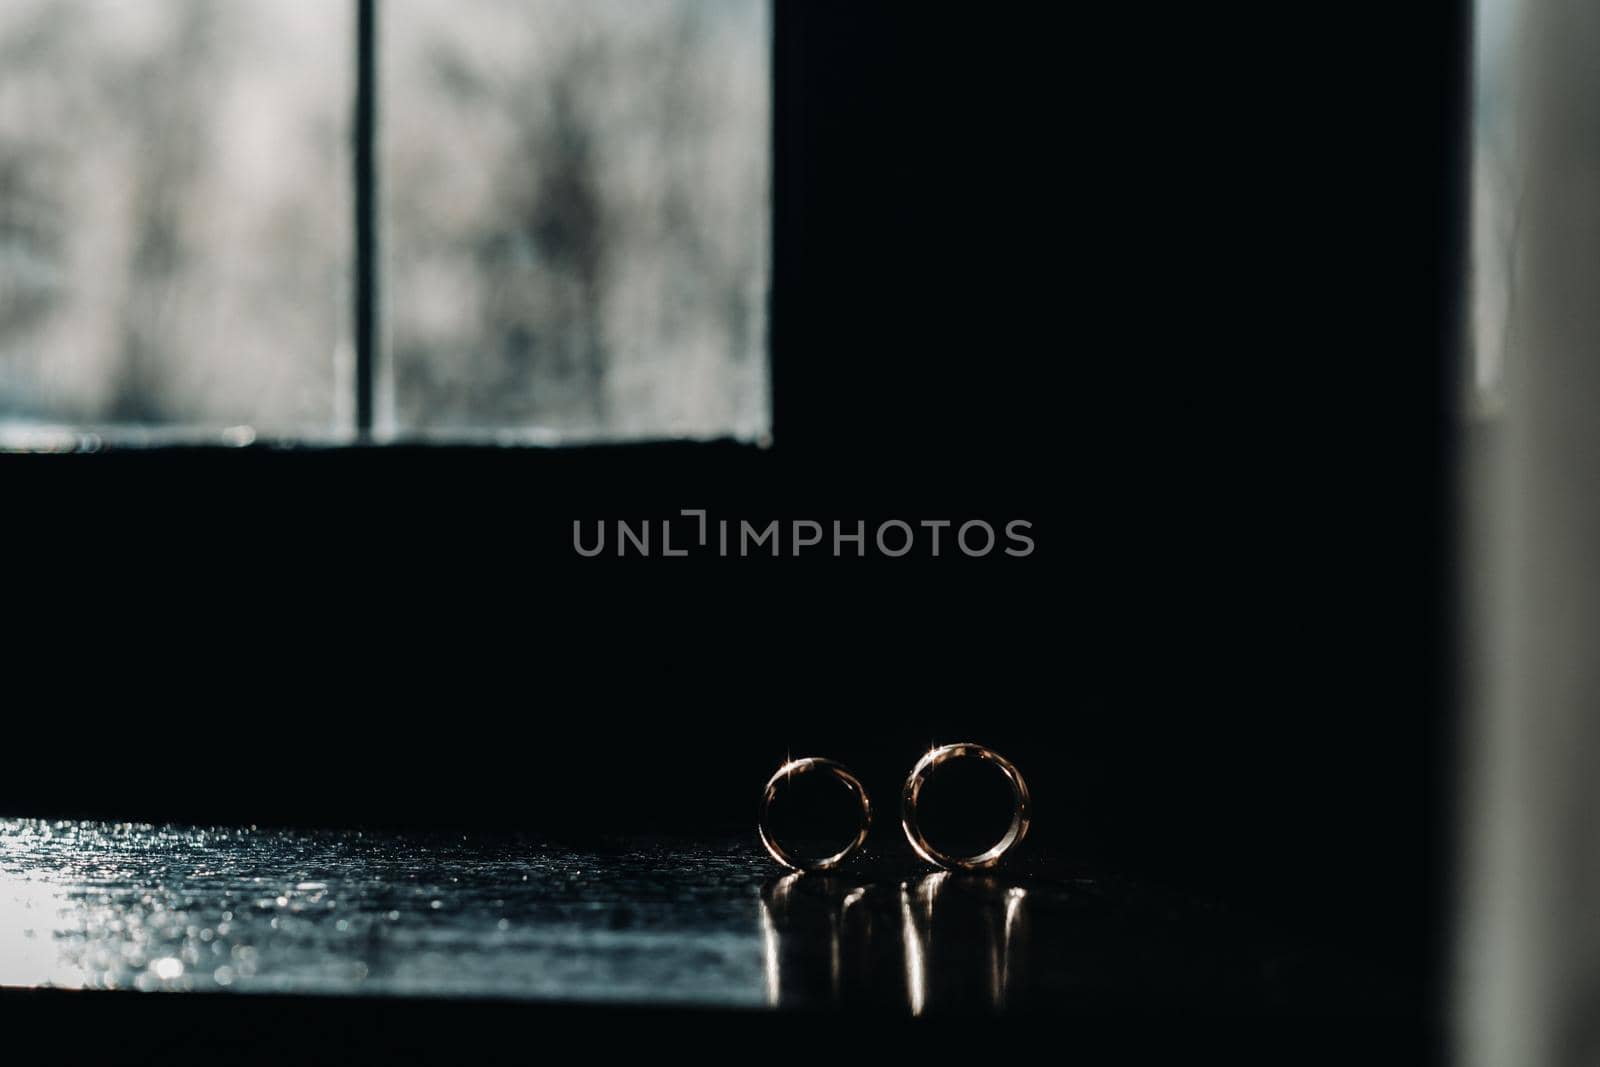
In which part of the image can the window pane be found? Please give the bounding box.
[383,0,771,442]
[1472,0,1518,414]
[0,0,351,445]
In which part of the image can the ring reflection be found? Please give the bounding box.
[759,870,1032,1012]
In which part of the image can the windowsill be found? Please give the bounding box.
[0,423,773,455]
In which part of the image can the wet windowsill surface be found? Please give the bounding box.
[0,819,1399,1019]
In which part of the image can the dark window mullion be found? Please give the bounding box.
[354,0,378,439]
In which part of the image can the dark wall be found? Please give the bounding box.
[2,0,1464,1020]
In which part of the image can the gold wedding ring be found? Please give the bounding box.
[758,757,873,872]
[901,743,1031,870]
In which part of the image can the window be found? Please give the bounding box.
[1472,0,1518,416]
[0,0,771,450]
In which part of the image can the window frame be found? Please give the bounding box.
[0,0,781,456]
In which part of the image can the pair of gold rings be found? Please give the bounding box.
[757,742,1031,872]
